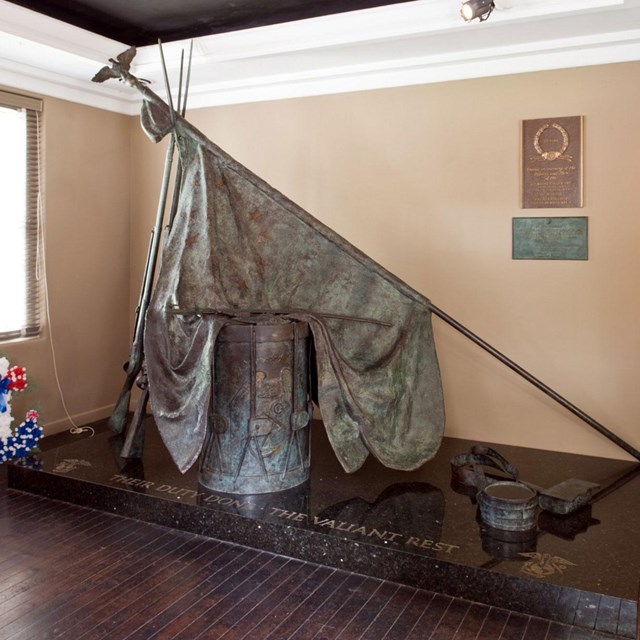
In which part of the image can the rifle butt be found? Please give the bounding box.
[120,387,149,459]
[109,389,132,434]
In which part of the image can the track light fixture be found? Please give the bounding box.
[460,0,495,22]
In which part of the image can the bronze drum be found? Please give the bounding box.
[199,317,312,494]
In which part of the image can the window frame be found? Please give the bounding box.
[0,89,43,342]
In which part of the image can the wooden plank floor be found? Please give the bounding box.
[0,464,634,640]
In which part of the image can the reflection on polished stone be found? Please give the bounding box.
[478,520,538,561]
[8,417,640,637]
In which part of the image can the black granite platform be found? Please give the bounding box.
[8,418,639,637]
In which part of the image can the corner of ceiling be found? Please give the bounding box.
[0,0,638,115]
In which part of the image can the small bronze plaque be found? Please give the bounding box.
[512,217,588,260]
[521,115,583,208]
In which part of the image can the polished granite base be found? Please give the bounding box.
[8,418,639,637]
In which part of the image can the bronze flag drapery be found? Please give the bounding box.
[137,83,445,475]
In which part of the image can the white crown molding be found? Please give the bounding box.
[1,0,639,114]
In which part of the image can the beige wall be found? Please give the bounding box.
[1,91,131,433]
[4,60,638,459]
[131,61,640,460]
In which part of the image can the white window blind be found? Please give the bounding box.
[0,90,43,341]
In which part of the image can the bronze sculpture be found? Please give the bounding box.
[94,48,445,483]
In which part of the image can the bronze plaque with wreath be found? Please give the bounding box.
[521,115,583,209]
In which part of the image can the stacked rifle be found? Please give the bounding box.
[104,42,193,458]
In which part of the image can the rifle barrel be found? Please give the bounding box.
[109,126,176,434]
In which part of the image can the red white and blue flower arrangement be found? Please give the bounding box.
[0,356,42,463]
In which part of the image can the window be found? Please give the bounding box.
[0,90,42,341]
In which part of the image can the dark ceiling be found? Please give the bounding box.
[7,0,413,46]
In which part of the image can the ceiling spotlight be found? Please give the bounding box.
[460,0,495,22]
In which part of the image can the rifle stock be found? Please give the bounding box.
[121,386,149,458]
[109,383,133,433]
[109,135,176,434]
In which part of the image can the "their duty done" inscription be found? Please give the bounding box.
[512,216,588,260]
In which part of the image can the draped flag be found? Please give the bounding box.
[122,66,445,474]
